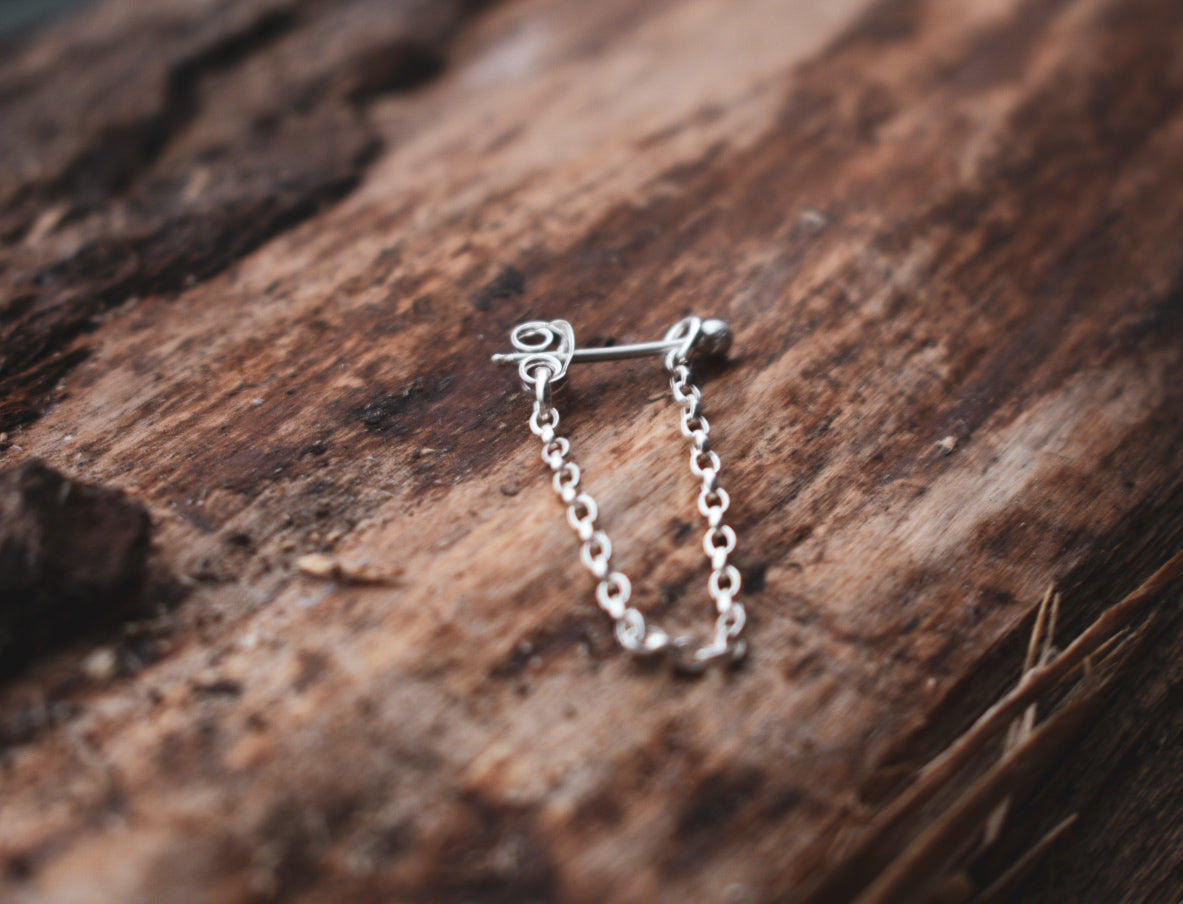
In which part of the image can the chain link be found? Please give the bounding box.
[667,361,746,669]
[522,347,746,671]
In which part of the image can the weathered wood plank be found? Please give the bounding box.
[2,0,1182,901]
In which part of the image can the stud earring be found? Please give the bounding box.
[493,315,746,671]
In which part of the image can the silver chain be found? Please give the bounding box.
[514,317,746,671]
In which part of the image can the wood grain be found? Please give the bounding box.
[2,0,1182,901]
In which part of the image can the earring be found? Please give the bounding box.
[493,315,746,671]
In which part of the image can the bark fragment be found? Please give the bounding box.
[0,459,150,678]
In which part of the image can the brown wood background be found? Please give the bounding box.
[2,0,1183,901]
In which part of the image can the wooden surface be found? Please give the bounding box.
[2,0,1183,901]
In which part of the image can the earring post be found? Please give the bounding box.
[492,338,680,366]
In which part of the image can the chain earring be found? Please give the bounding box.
[493,315,746,671]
